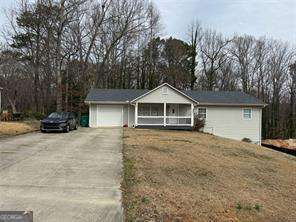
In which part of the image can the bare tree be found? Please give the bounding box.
[188,21,202,90]
[266,40,294,137]
[199,29,231,90]
[230,35,258,93]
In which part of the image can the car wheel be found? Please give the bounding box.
[41,130,46,133]
[64,125,70,133]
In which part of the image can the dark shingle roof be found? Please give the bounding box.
[183,91,265,105]
[85,88,265,106]
[85,88,149,102]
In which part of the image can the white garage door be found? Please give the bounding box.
[98,105,123,127]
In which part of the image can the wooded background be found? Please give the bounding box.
[0,0,295,139]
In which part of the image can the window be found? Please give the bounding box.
[197,108,207,119]
[243,108,252,120]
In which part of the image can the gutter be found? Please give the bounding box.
[84,100,267,107]
[196,103,267,107]
[85,100,129,105]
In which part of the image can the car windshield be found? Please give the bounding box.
[48,112,69,119]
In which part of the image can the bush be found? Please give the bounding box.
[242,137,252,143]
[23,111,46,120]
[32,112,46,120]
[193,117,205,131]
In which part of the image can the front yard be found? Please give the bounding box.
[0,121,39,137]
[122,129,296,222]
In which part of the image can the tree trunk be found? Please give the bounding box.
[56,67,63,112]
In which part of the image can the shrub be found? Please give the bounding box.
[242,137,252,143]
[23,111,46,120]
[32,112,46,120]
[193,117,205,131]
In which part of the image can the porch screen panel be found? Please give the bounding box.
[151,103,164,116]
[138,117,164,125]
[138,104,150,116]
[138,103,163,116]
[178,104,191,116]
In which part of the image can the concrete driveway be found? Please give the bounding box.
[0,128,123,222]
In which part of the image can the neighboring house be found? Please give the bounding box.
[85,83,266,144]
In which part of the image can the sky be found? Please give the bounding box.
[0,0,295,44]
[153,0,296,44]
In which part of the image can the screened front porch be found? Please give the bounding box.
[135,103,194,127]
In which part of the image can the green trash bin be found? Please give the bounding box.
[80,114,89,127]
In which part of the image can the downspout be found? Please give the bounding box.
[126,101,130,127]
[0,87,2,122]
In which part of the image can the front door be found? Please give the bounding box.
[167,104,178,124]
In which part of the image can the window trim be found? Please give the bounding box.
[242,108,252,120]
[197,107,207,120]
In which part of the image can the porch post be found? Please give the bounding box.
[135,102,138,127]
[164,103,166,126]
[191,104,194,127]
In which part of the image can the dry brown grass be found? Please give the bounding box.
[122,129,296,222]
[0,121,39,137]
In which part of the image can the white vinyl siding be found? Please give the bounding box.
[137,85,192,104]
[197,106,262,144]
[89,104,98,127]
[123,105,128,126]
[128,105,135,127]
[162,87,168,95]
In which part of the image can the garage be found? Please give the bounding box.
[89,104,123,127]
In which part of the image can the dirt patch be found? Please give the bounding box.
[0,121,39,137]
[161,138,193,143]
[122,129,296,222]
[262,139,296,150]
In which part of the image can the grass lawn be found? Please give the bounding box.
[0,120,39,137]
[122,129,296,222]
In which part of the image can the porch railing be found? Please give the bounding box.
[137,116,191,126]
[138,116,164,125]
[166,116,191,125]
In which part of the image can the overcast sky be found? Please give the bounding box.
[0,0,295,44]
[153,0,296,44]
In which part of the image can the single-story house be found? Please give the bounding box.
[85,83,266,144]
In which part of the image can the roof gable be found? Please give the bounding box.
[131,83,198,104]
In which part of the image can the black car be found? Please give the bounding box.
[40,112,78,133]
